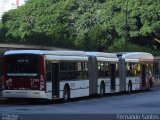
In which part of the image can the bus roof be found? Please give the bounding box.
[86,52,117,58]
[117,52,154,60]
[4,50,87,57]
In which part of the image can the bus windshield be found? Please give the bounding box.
[5,54,39,77]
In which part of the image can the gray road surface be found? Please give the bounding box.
[0,88,160,120]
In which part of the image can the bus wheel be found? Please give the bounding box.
[100,82,105,96]
[63,85,70,102]
[128,81,132,94]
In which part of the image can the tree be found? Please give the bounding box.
[1,0,160,55]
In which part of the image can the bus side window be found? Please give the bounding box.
[80,62,88,79]
[83,62,88,79]
[77,62,88,79]
[126,63,132,76]
[97,62,110,78]
[134,64,141,76]
[60,62,68,80]
[126,63,141,77]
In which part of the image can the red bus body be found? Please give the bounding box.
[2,53,46,99]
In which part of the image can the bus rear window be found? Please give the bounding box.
[5,54,39,77]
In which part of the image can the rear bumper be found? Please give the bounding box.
[2,90,46,99]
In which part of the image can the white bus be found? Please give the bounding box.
[117,52,154,93]
[2,50,154,101]
[86,52,119,96]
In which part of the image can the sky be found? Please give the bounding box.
[0,0,26,19]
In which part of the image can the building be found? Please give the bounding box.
[0,0,27,20]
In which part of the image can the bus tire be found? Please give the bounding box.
[128,80,132,94]
[63,85,70,102]
[100,82,105,96]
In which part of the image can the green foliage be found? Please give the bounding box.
[0,22,6,42]
[107,39,160,56]
[0,0,160,54]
